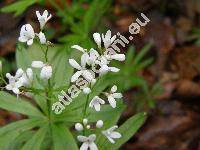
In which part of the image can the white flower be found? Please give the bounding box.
[36,10,52,29]
[36,32,46,44]
[105,85,123,108]
[102,125,121,144]
[86,125,90,129]
[19,68,33,87]
[83,87,91,94]
[88,48,100,65]
[31,61,52,80]
[89,96,105,111]
[93,30,116,49]
[102,30,116,49]
[77,134,98,150]
[75,123,83,131]
[5,69,24,95]
[69,55,94,82]
[18,24,35,45]
[96,120,103,128]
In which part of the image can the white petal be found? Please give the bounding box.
[112,93,123,99]
[31,61,45,68]
[15,68,24,78]
[5,84,12,90]
[107,136,116,144]
[40,66,52,79]
[110,54,125,61]
[13,87,20,94]
[69,59,82,70]
[37,32,46,44]
[89,142,98,150]
[108,96,116,108]
[108,125,118,132]
[111,85,117,93]
[75,123,83,131]
[94,103,101,111]
[71,71,82,82]
[99,65,109,75]
[71,45,86,53]
[93,33,101,48]
[81,53,89,68]
[96,120,104,128]
[27,39,33,45]
[77,135,88,142]
[110,132,122,139]
[36,11,41,18]
[83,87,91,94]
[109,67,120,72]
[26,68,33,80]
[80,143,89,150]
[18,36,28,42]
[88,134,96,141]
[82,70,93,82]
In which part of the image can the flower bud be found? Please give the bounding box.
[96,120,104,128]
[75,123,83,131]
[83,118,88,125]
[83,87,91,94]
[86,125,90,129]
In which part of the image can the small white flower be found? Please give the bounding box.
[96,120,103,128]
[5,69,24,95]
[89,96,105,111]
[93,33,101,48]
[69,54,94,82]
[31,61,52,80]
[19,68,33,87]
[102,30,116,49]
[36,10,52,29]
[75,123,83,131]
[83,118,88,126]
[102,125,121,144]
[105,85,123,108]
[18,24,35,45]
[36,32,46,44]
[83,87,91,94]
[86,125,90,129]
[93,30,116,49]
[77,134,98,150]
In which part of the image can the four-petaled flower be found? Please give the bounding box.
[69,56,94,82]
[77,134,98,150]
[18,24,35,45]
[89,96,105,111]
[105,85,123,108]
[31,61,52,80]
[102,125,122,144]
[36,10,52,29]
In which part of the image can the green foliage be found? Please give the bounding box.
[0,42,147,149]
[1,0,39,16]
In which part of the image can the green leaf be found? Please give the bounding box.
[102,112,147,149]
[52,124,78,150]
[0,118,46,149]
[1,0,37,16]
[0,91,44,118]
[133,43,152,66]
[7,131,34,150]
[21,126,48,150]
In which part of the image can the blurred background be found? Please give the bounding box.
[0,0,200,149]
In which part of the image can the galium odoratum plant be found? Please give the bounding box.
[0,10,147,150]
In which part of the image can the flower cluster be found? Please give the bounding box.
[68,30,125,149]
[75,119,121,150]
[18,10,51,45]
[5,10,52,97]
